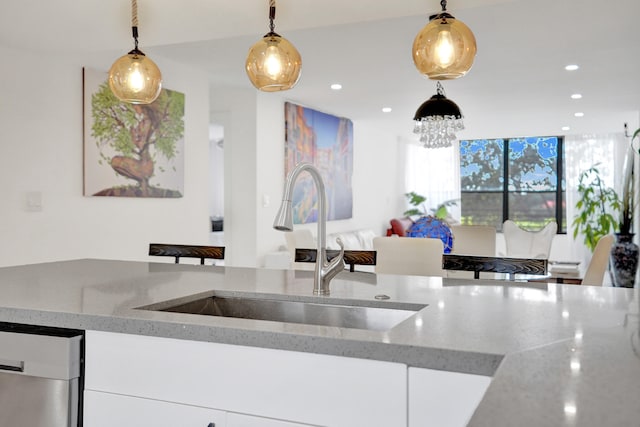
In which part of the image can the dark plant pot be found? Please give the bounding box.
[610,233,639,288]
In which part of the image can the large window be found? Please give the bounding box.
[459,136,565,232]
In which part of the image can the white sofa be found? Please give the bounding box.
[263,228,377,270]
[326,229,376,251]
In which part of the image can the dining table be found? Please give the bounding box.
[443,254,585,284]
[442,254,548,279]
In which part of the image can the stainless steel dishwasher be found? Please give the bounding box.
[0,322,83,427]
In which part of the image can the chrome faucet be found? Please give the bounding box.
[273,162,345,295]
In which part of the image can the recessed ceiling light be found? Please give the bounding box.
[382,107,392,113]
[574,112,584,117]
[562,126,571,131]
[330,83,342,90]
[571,93,582,99]
[565,64,579,71]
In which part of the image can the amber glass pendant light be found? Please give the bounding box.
[108,0,162,104]
[412,0,477,80]
[246,0,302,92]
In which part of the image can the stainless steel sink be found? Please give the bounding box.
[142,294,426,331]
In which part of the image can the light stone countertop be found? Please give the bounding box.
[0,259,638,426]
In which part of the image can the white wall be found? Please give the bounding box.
[208,124,224,219]
[255,94,287,266]
[7,43,621,269]
[274,116,405,242]
[351,119,406,234]
[212,89,405,267]
[0,45,210,267]
[0,0,637,272]
[210,85,258,267]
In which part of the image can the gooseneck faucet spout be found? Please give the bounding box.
[274,162,345,295]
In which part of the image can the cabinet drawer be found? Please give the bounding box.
[84,390,226,427]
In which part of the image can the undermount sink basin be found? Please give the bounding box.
[140,293,426,332]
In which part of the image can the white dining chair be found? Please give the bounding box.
[448,225,497,279]
[502,220,557,259]
[373,236,444,277]
[450,225,496,256]
[582,234,615,286]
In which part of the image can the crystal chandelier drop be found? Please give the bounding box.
[413,82,464,149]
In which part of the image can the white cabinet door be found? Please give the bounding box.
[86,331,406,427]
[227,412,318,427]
[84,390,226,427]
[408,367,491,427]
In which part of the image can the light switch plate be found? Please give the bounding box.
[25,191,43,212]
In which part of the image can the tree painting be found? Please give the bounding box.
[84,69,185,197]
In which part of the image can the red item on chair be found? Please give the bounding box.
[386,217,414,237]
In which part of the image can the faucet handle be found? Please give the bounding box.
[326,237,345,271]
[336,236,345,252]
[316,238,345,295]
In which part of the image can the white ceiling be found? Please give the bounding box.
[3,0,639,138]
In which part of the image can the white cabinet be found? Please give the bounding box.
[84,390,226,427]
[85,331,406,427]
[84,331,492,427]
[408,367,491,427]
[227,412,317,427]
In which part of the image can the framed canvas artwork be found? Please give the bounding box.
[284,102,353,224]
[83,68,185,197]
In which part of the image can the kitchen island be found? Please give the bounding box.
[0,259,638,426]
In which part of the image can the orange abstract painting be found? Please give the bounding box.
[284,102,353,224]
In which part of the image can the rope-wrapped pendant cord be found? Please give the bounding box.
[132,0,139,27]
[131,0,139,48]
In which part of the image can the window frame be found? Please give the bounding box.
[460,136,565,233]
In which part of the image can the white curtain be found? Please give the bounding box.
[403,138,461,220]
[565,132,628,263]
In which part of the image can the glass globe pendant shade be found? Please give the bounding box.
[108,49,162,104]
[246,33,302,92]
[412,13,477,80]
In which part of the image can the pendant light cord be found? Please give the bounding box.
[440,0,447,11]
[131,0,139,49]
[269,0,276,33]
[132,0,139,27]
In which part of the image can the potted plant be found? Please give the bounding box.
[573,128,640,287]
[404,191,457,220]
[403,191,429,217]
[610,128,640,287]
[572,164,621,252]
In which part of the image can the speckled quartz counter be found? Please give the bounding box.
[0,259,638,426]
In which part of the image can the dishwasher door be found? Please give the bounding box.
[0,323,83,427]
